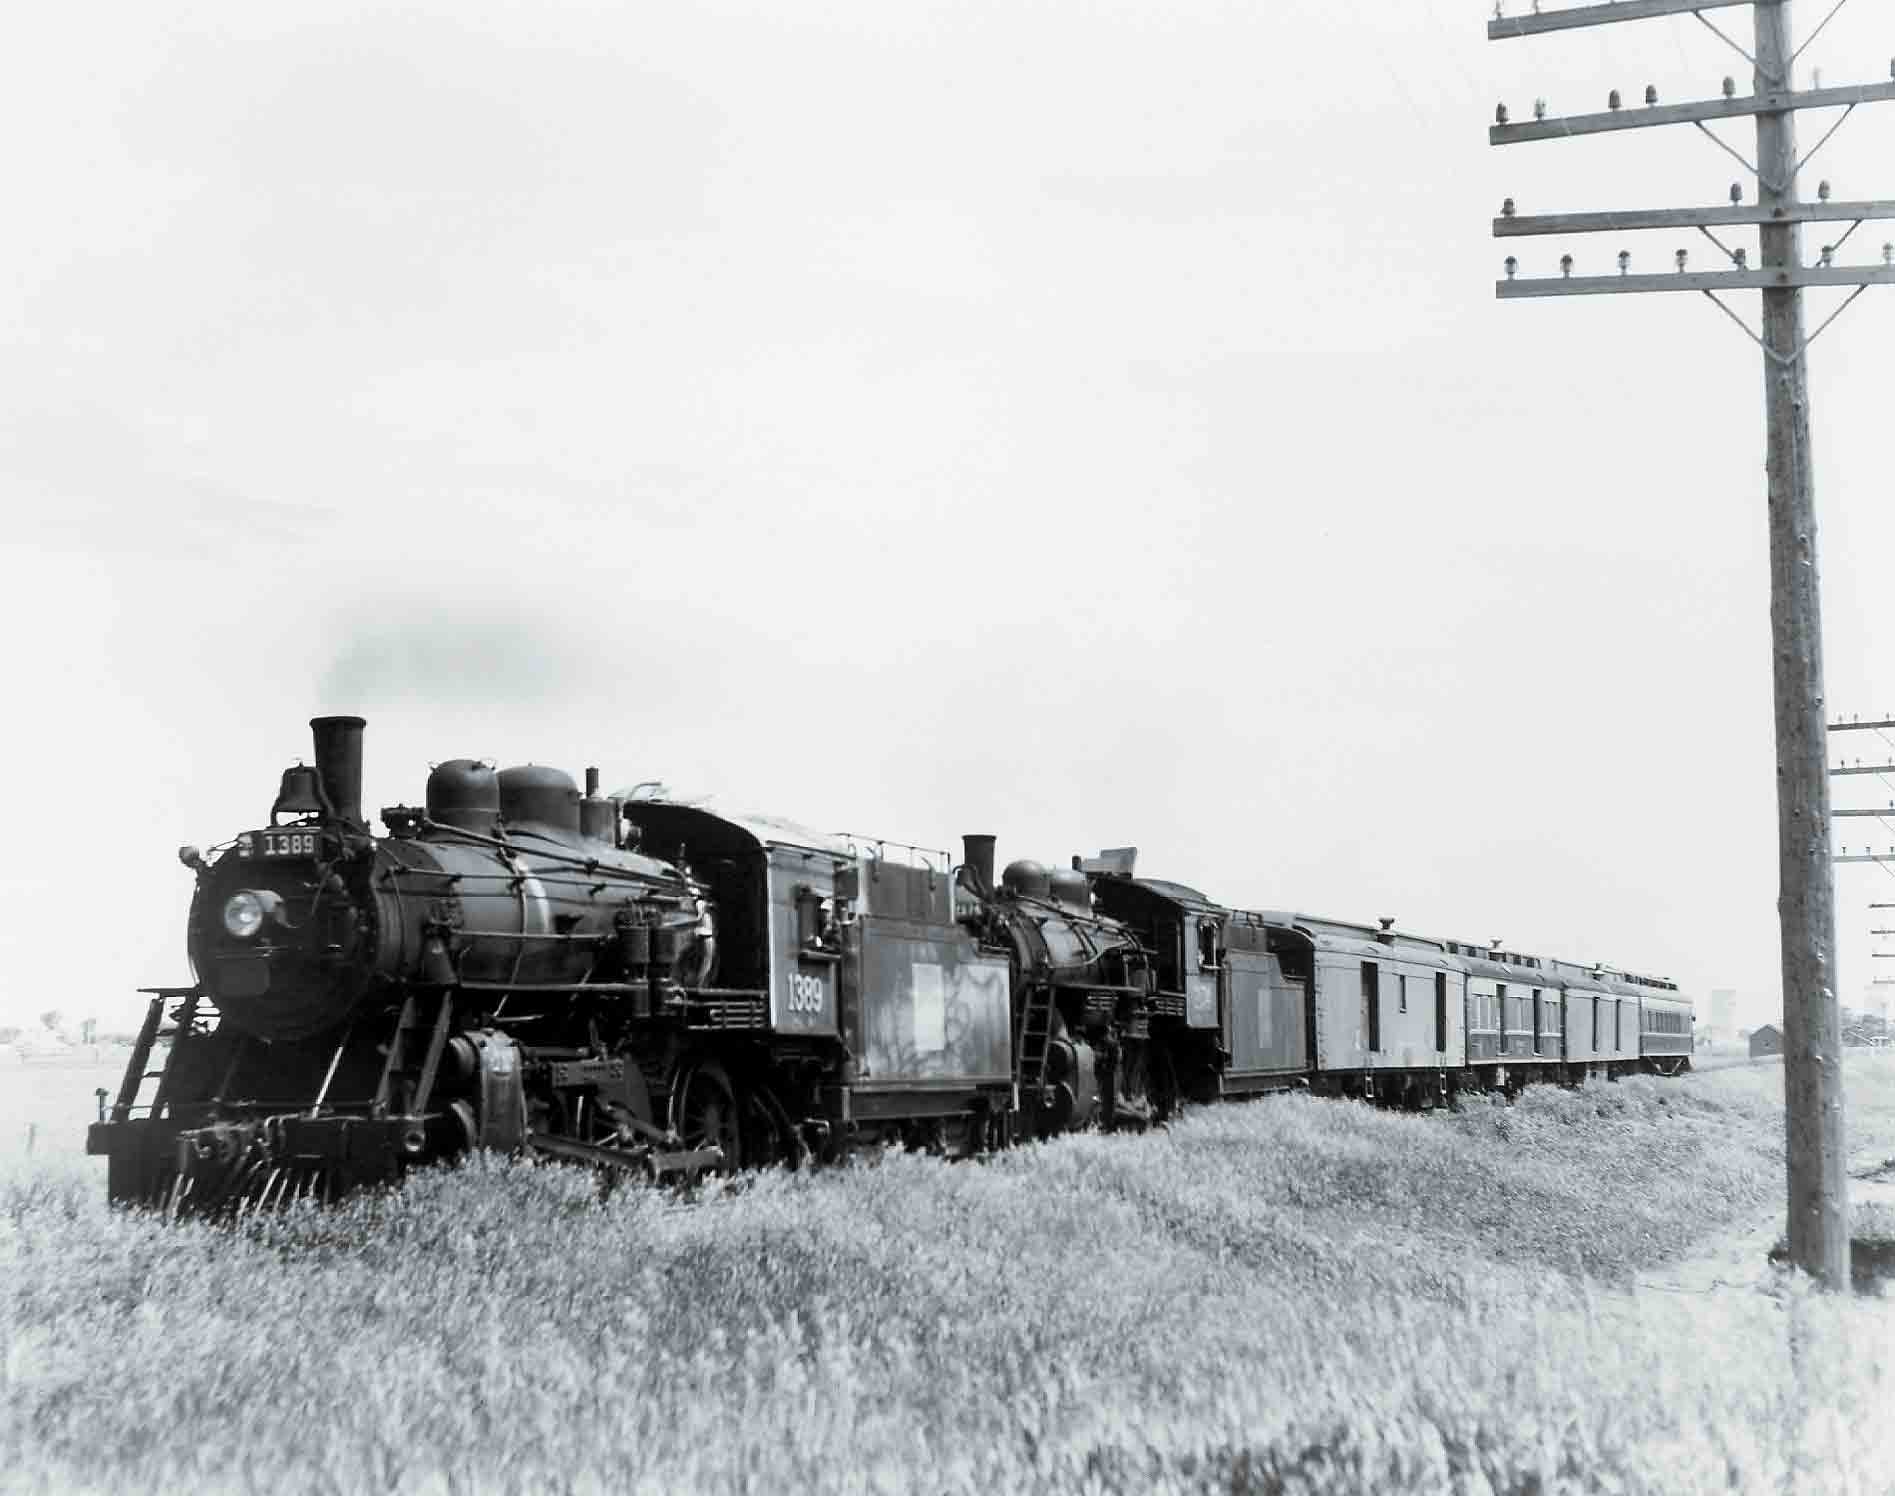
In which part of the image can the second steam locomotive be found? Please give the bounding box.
[90,717,1693,1209]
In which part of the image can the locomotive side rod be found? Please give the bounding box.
[527,1131,724,1179]
[370,997,418,1118]
[410,993,454,1115]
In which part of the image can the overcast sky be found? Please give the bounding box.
[4,1,1891,1033]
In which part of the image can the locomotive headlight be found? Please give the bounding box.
[222,890,267,940]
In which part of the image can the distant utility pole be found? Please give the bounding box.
[1828,717,1895,862]
[1489,0,1895,1290]
[1874,902,1895,970]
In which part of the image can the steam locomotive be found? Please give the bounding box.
[88,717,1692,1210]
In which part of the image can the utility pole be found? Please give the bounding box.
[1489,0,1895,1289]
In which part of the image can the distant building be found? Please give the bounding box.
[1749,1024,1784,1059]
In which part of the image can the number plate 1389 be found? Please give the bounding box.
[244,829,320,859]
[785,971,827,1015]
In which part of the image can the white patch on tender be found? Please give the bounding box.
[912,961,946,1053]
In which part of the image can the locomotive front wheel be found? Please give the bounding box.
[672,1060,743,1171]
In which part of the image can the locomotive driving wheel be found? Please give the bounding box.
[671,1059,743,1171]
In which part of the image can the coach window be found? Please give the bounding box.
[1362,961,1381,1052]
[1435,971,1448,1052]
[1399,975,1409,1014]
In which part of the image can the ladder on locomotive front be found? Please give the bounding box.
[107,987,211,1123]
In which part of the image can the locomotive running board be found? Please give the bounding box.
[527,1131,724,1178]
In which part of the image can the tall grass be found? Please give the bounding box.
[3,1063,1891,1494]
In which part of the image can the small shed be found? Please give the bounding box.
[1749,1023,1784,1059]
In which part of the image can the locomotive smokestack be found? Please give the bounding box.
[585,766,600,798]
[310,715,366,829]
[962,834,996,894]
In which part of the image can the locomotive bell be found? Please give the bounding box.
[271,763,326,819]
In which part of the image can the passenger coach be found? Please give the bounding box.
[1631,971,1694,1075]
[1443,943,1563,1091]
[1082,854,1696,1105]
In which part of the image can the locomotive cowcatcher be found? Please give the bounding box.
[88,717,1176,1210]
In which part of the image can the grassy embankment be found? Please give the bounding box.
[3,1059,1893,1494]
